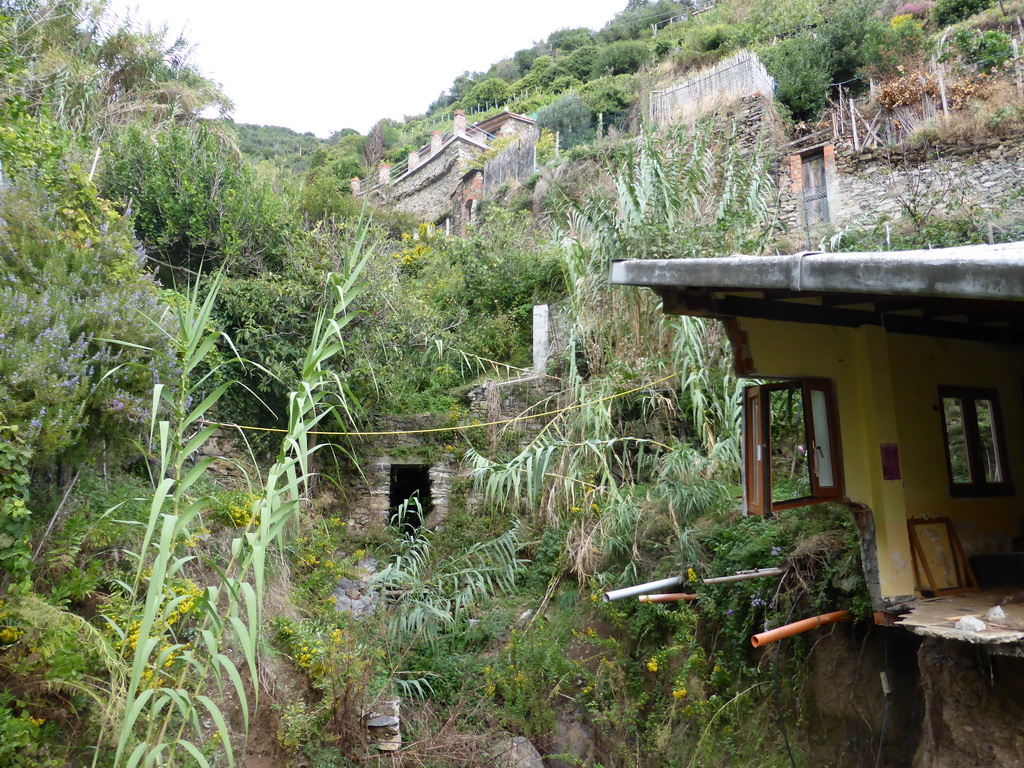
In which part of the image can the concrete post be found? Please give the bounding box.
[453,109,466,137]
[350,177,362,196]
[379,163,391,185]
[431,130,443,154]
[408,150,420,172]
[533,304,550,375]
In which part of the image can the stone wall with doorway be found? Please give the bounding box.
[777,135,1024,246]
[344,414,465,531]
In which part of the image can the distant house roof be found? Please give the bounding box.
[609,242,1024,345]
[473,111,536,135]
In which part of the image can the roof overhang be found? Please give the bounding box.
[610,242,1024,345]
[473,110,536,132]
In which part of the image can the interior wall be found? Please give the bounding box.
[736,317,1024,602]
[885,334,1024,556]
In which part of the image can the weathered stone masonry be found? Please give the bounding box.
[344,415,462,531]
[778,135,1024,237]
[374,138,487,224]
[451,169,484,236]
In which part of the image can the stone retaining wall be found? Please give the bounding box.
[194,427,254,484]
[832,136,1024,223]
[778,134,1024,238]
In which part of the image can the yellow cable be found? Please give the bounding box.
[200,373,677,438]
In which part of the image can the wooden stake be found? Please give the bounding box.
[837,85,844,135]
[88,146,101,180]
[937,64,950,115]
[1013,38,1022,98]
[851,95,860,151]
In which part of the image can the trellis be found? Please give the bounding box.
[649,50,775,126]
[483,130,538,198]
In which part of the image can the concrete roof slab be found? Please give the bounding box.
[610,242,1024,301]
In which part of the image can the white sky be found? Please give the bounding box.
[117,1,631,137]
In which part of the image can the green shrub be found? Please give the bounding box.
[599,0,679,42]
[693,23,731,53]
[593,39,652,76]
[0,182,171,462]
[513,46,545,73]
[101,122,296,276]
[579,75,638,118]
[298,170,364,224]
[487,58,522,82]
[817,0,887,84]
[652,31,682,57]
[949,27,1013,72]
[537,91,593,139]
[0,425,33,592]
[548,26,594,52]
[561,44,602,81]
[932,0,994,26]
[863,14,933,77]
[549,75,583,93]
[463,77,511,109]
[761,34,831,121]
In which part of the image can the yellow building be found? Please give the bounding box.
[612,242,1024,643]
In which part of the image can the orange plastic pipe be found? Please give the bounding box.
[637,593,697,603]
[750,610,850,648]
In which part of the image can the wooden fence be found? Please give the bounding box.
[483,129,538,198]
[649,49,775,126]
[830,37,1023,149]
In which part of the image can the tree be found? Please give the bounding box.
[1,0,230,135]
[761,34,831,121]
[536,91,592,145]
[463,77,511,109]
[593,40,651,76]
[101,122,294,276]
[548,27,594,52]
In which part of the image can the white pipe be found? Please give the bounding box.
[603,575,685,603]
[701,567,784,585]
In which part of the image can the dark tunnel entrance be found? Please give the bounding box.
[389,464,432,532]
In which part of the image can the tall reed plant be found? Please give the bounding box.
[469,114,770,580]
[103,236,369,767]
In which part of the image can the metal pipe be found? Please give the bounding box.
[603,575,685,603]
[750,610,851,648]
[637,593,697,603]
[701,567,784,585]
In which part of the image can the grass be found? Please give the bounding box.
[914,80,1024,142]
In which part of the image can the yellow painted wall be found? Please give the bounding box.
[736,317,1024,602]
[886,334,1024,555]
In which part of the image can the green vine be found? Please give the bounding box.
[0,424,33,595]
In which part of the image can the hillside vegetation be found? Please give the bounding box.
[0,0,1022,766]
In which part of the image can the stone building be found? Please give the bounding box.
[356,110,537,231]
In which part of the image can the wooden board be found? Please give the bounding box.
[907,517,980,597]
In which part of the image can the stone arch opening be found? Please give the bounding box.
[389,464,432,532]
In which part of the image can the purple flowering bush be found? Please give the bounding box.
[0,181,172,460]
[900,1,934,17]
